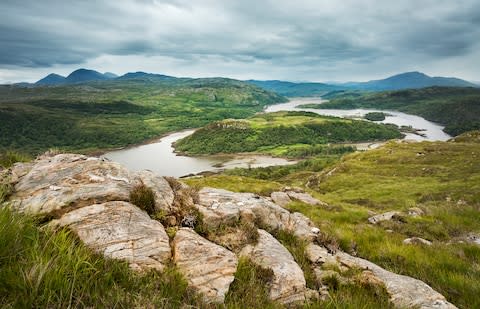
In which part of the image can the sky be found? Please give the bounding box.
[1,0,479,84]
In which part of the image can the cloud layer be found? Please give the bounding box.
[1,0,479,83]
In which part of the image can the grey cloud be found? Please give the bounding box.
[0,0,479,81]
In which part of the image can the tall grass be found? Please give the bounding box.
[0,207,202,308]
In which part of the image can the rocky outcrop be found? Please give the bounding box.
[368,211,401,224]
[270,191,292,207]
[286,191,327,206]
[196,187,319,240]
[9,154,175,216]
[305,243,456,309]
[134,170,175,212]
[336,252,456,309]
[240,229,308,304]
[4,153,458,307]
[172,228,238,303]
[53,201,171,271]
[403,237,432,246]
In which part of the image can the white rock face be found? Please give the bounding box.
[53,201,171,271]
[172,228,238,304]
[240,229,308,304]
[196,187,318,240]
[368,211,401,224]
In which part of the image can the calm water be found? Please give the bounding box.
[104,130,295,177]
[266,98,451,141]
[105,98,450,177]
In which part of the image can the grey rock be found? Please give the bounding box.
[53,201,171,271]
[10,154,134,215]
[270,191,292,207]
[335,252,457,309]
[134,170,174,212]
[196,187,318,240]
[240,229,308,304]
[403,237,432,246]
[286,191,328,206]
[368,211,401,224]
[173,228,238,303]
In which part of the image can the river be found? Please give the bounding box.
[105,97,451,177]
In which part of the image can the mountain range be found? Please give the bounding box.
[31,69,478,95]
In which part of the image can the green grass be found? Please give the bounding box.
[190,132,480,308]
[175,111,402,155]
[0,206,204,308]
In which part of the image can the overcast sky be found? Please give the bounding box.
[1,0,479,83]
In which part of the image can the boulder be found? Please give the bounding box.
[368,211,401,224]
[286,191,327,206]
[335,252,457,309]
[270,191,292,207]
[305,243,336,265]
[134,170,175,212]
[408,207,425,217]
[172,228,238,304]
[53,201,171,271]
[196,187,318,240]
[403,237,432,246]
[10,154,134,215]
[240,229,308,304]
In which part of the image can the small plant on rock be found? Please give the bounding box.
[129,183,156,216]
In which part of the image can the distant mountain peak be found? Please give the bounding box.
[35,73,66,85]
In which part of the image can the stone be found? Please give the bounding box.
[305,243,336,265]
[368,211,401,224]
[172,228,238,304]
[53,201,171,271]
[10,154,134,215]
[134,170,174,212]
[270,191,292,207]
[286,191,327,206]
[408,207,425,217]
[240,229,308,304]
[403,237,432,246]
[196,187,318,240]
[335,252,457,309]
[195,188,318,240]
[466,233,480,246]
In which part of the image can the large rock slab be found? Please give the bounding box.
[10,154,133,215]
[196,188,318,240]
[8,154,175,216]
[53,201,171,271]
[173,228,238,304]
[335,252,457,309]
[240,229,308,304]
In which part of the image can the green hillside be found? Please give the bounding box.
[174,111,402,156]
[0,78,286,155]
[186,131,480,308]
[302,87,480,136]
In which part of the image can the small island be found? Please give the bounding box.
[364,112,389,121]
